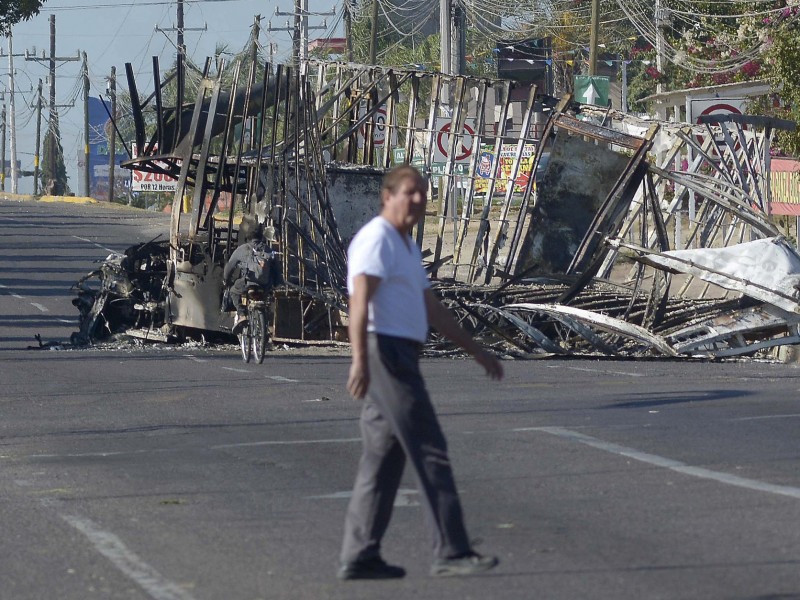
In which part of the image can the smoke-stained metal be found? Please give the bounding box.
[68,57,799,361]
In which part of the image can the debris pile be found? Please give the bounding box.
[73,57,799,359]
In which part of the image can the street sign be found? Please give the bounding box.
[690,98,746,124]
[690,99,747,147]
[574,75,610,107]
[432,118,476,163]
[392,146,425,166]
[358,107,397,149]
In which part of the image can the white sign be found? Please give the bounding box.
[432,118,476,163]
[130,143,179,193]
[357,107,398,149]
[689,98,748,148]
[689,98,746,124]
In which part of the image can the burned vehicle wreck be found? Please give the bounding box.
[73,55,800,360]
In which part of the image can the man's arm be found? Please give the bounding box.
[347,274,382,399]
[424,288,503,380]
[223,245,243,285]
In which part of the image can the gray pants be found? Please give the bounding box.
[340,333,472,564]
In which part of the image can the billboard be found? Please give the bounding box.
[79,97,128,199]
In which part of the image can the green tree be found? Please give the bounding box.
[761,6,800,155]
[0,0,44,35]
[41,119,70,195]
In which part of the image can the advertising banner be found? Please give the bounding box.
[474,144,537,194]
[82,97,128,198]
[130,143,178,193]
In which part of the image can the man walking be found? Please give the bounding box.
[339,165,504,580]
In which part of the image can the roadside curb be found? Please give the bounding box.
[1,192,98,204]
[0,192,141,209]
[39,195,98,205]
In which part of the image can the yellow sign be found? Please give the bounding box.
[474,144,537,194]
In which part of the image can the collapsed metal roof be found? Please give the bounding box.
[74,56,800,360]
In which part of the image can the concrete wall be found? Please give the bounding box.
[324,165,384,246]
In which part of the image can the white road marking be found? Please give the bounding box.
[732,413,800,422]
[184,355,208,363]
[33,451,135,458]
[58,319,73,324]
[221,367,250,373]
[11,293,24,299]
[265,375,298,383]
[72,235,116,254]
[522,426,800,500]
[18,438,361,459]
[546,364,644,377]
[306,488,419,507]
[61,514,197,600]
[30,302,49,313]
[211,437,361,449]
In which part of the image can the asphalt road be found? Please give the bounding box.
[3,198,800,600]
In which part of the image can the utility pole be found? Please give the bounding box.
[108,66,115,203]
[82,52,90,197]
[1,101,5,192]
[440,0,451,75]
[48,15,56,192]
[654,0,666,94]
[7,35,17,193]
[272,3,332,66]
[293,0,301,64]
[33,79,42,195]
[177,0,185,58]
[1,35,29,194]
[25,15,80,195]
[344,0,353,62]
[452,0,466,76]
[154,2,205,66]
[369,0,378,64]
[588,0,600,75]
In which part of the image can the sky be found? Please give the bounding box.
[7,0,344,195]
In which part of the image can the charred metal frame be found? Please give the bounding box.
[75,57,799,361]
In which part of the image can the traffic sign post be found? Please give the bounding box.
[574,75,610,107]
[358,107,397,149]
[432,118,476,163]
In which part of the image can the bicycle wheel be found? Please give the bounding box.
[239,319,252,363]
[251,308,267,364]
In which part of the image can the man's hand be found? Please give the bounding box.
[474,348,503,380]
[347,274,382,400]
[424,289,504,381]
[347,359,370,400]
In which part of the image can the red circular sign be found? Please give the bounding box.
[360,108,388,146]
[436,122,475,161]
[698,103,742,121]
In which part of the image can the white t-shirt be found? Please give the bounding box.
[347,216,430,343]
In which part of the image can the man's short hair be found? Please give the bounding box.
[382,165,425,195]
